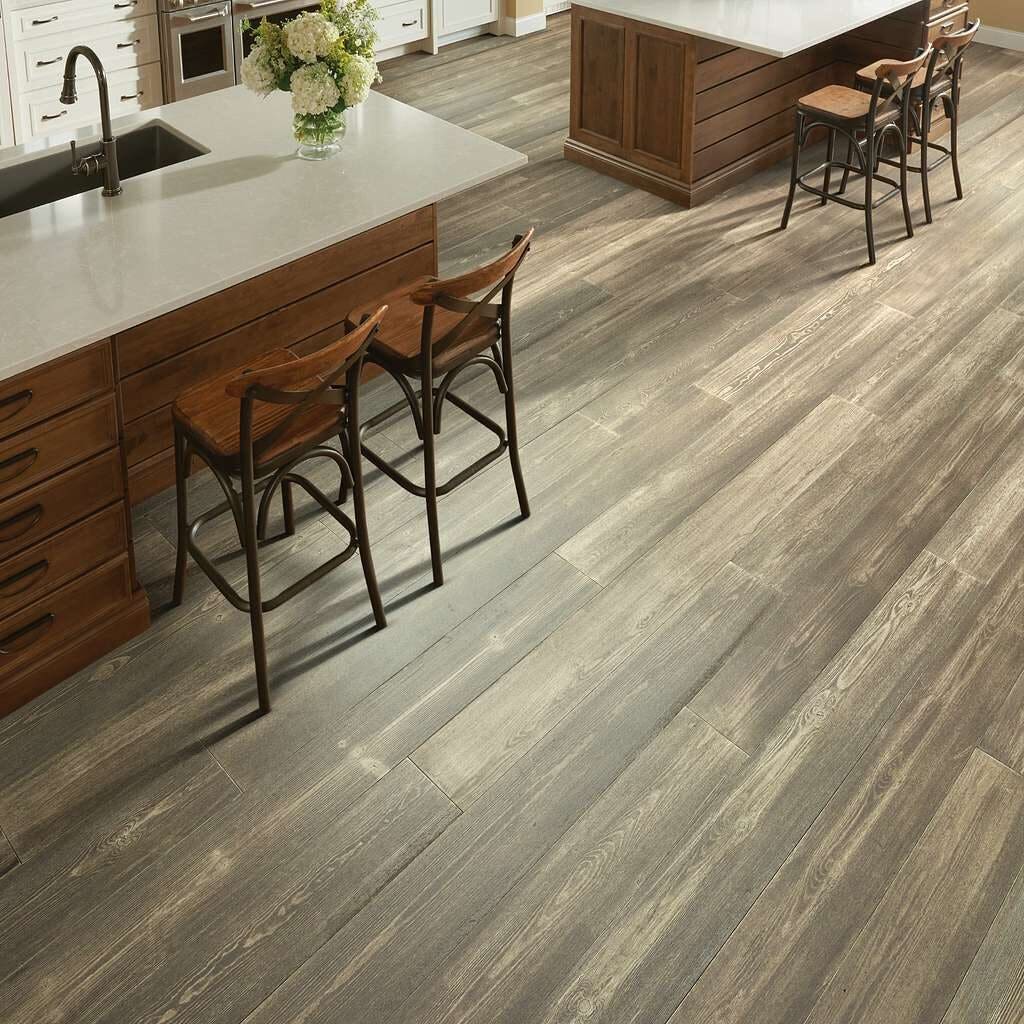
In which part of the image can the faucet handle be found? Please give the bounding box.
[69,139,79,172]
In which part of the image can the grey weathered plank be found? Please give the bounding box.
[800,749,1024,1024]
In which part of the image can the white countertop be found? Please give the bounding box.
[0,87,526,380]
[573,0,923,57]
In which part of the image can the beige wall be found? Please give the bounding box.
[507,0,544,19]
[970,0,1024,32]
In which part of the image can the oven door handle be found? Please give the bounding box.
[173,6,228,22]
[236,0,290,9]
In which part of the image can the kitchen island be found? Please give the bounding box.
[566,0,970,205]
[0,86,525,713]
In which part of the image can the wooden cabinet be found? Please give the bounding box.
[0,342,148,717]
[567,1,969,207]
[438,0,495,34]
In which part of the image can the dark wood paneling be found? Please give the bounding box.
[576,13,626,146]
[114,208,434,376]
[696,44,834,121]
[121,245,435,424]
[633,32,686,165]
[694,66,835,151]
[696,47,777,92]
[694,108,793,179]
[696,38,736,61]
[0,343,114,443]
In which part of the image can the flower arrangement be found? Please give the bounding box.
[240,0,381,157]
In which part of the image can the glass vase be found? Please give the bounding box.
[294,110,346,161]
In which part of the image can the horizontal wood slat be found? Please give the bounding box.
[121,244,435,423]
[694,108,793,179]
[694,65,835,152]
[114,207,434,376]
[696,44,834,121]
[696,47,777,92]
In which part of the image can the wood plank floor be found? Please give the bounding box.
[3,15,1024,1024]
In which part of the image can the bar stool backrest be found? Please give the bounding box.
[225,305,387,466]
[927,19,980,99]
[408,227,535,369]
[871,47,934,120]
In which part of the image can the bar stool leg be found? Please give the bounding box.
[346,397,386,629]
[839,134,855,195]
[282,480,296,536]
[899,126,915,240]
[864,130,877,266]
[920,101,934,225]
[822,128,836,206]
[172,424,190,607]
[781,112,804,230]
[500,327,530,520]
[240,457,271,714]
[949,96,964,201]
[420,375,444,587]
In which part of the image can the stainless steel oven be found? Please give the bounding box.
[160,0,236,102]
[232,0,320,79]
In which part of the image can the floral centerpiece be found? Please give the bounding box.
[240,0,381,159]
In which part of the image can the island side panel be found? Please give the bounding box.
[566,0,967,207]
[116,206,438,505]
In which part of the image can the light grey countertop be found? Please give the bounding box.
[571,0,924,57]
[0,86,526,380]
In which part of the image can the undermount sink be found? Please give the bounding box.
[0,122,208,220]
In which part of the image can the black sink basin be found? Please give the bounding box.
[0,121,208,220]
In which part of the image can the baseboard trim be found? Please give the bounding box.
[501,12,547,36]
[545,0,570,12]
[977,25,1024,52]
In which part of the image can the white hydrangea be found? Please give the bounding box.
[340,54,378,107]
[290,62,340,116]
[283,11,340,63]
[239,45,277,96]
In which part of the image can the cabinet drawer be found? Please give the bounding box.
[439,0,494,32]
[928,0,962,16]
[0,555,131,681]
[378,0,428,48]
[18,62,162,141]
[12,15,159,92]
[0,503,126,620]
[926,6,968,42]
[0,396,118,503]
[9,0,157,42]
[0,449,124,563]
[0,343,114,443]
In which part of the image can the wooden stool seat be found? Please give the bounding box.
[348,283,498,377]
[172,350,341,470]
[797,84,897,123]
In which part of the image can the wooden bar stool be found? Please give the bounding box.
[781,48,932,266]
[348,229,534,587]
[170,308,389,714]
[853,21,980,224]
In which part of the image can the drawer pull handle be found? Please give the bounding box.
[0,389,32,424]
[0,613,55,656]
[0,505,43,543]
[41,110,68,121]
[36,56,63,66]
[0,448,39,485]
[31,15,60,24]
[120,91,143,101]
[116,39,139,48]
[940,21,954,32]
[402,19,417,25]
[0,560,49,599]
[113,1,138,7]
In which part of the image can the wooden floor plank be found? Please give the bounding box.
[800,749,1024,1024]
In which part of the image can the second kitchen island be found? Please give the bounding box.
[566,0,970,206]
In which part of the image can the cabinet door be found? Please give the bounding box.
[439,0,495,35]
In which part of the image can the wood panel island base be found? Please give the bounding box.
[566,0,969,207]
